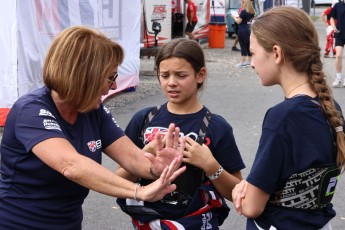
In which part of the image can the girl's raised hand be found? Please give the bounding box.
[144,123,185,177]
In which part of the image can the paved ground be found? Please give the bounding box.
[1,6,344,230]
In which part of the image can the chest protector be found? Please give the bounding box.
[139,106,212,206]
[269,165,340,211]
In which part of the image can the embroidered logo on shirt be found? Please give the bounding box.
[87,140,102,152]
[144,127,168,144]
[42,119,61,131]
[39,109,56,119]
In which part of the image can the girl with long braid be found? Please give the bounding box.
[232,6,345,230]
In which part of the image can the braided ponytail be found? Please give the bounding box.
[309,62,345,171]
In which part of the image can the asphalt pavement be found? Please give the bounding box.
[0,6,344,230]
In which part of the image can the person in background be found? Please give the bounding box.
[321,0,338,58]
[232,0,254,52]
[330,0,345,87]
[232,6,345,230]
[185,0,198,40]
[232,0,255,68]
[172,0,184,38]
[232,24,241,51]
[116,38,245,229]
[232,3,244,52]
[0,26,186,230]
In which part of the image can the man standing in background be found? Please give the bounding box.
[185,0,198,40]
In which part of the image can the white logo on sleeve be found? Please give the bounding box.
[42,119,61,131]
[39,109,56,119]
[103,106,111,114]
[112,118,120,127]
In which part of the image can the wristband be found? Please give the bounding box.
[207,166,223,180]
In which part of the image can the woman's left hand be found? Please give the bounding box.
[138,157,186,202]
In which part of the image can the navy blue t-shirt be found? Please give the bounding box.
[238,10,254,44]
[124,103,245,219]
[238,10,254,26]
[246,96,343,230]
[0,86,124,229]
[331,2,345,40]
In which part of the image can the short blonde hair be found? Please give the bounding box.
[43,26,124,112]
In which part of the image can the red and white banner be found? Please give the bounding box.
[142,0,213,47]
[142,0,172,47]
[0,0,141,126]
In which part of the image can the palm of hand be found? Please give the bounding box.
[155,146,183,171]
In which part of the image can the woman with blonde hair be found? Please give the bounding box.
[232,6,345,230]
[0,26,186,229]
[231,0,256,67]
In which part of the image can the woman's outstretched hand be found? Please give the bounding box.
[137,157,186,202]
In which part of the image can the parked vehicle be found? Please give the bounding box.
[226,0,242,37]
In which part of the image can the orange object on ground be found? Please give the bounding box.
[208,22,226,48]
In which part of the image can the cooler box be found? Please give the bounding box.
[208,22,226,48]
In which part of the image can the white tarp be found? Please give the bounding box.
[0,0,140,126]
[0,1,17,118]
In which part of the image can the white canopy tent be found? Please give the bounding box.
[0,0,141,126]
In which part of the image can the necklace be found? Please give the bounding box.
[285,82,309,98]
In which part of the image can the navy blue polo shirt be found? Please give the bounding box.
[0,86,124,229]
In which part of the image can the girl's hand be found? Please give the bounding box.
[232,180,248,215]
[142,124,171,155]
[144,123,185,177]
[182,136,215,170]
